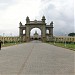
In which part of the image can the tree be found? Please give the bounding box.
[68,33,75,36]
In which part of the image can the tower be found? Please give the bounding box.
[42,16,46,23]
[26,16,30,23]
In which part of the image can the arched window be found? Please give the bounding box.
[23,30,25,34]
[46,29,49,34]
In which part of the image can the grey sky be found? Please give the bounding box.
[0,0,74,36]
[39,0,74,35]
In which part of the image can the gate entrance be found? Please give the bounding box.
[19,16,53,42]
[30,28,41,41]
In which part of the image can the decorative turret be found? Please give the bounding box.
[26,16,30,23]
[50,21,53,26]
[42,16,46,23]
[19,22,22,27]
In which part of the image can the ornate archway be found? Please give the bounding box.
[30,28,41,40]
[19,16,53,42]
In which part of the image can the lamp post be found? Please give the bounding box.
[3,33,5,45]
[65,33,66,47]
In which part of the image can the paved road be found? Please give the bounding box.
[0,41,75,75]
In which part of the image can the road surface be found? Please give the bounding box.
[0,40,75,75]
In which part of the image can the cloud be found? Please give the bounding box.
[0,0,16,10]
[0,0,74,36]
[39,0,74,35]
[0,0,41,36]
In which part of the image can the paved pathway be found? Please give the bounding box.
[0,41,75,75]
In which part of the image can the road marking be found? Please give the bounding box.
[17,45,34,75]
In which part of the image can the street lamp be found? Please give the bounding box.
[3,33,5,45]
[65,33,67,47]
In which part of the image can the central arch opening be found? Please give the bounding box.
[30,28,41,41]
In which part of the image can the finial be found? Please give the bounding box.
[19,21,22,26]
[50,21,53,26]
[26,16,30,23]
[42,15,45,19]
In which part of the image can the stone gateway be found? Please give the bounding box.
[19,16,53,42]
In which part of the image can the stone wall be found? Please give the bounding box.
[0,36,75,43]
[54,36,75,43]
[0,36,20,43]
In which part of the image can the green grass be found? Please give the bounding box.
[1,42,75,51]
[1,42,23,47]
[48,42,75,51]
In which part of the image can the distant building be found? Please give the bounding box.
[33,31,40,40]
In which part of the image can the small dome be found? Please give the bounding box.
[26,16,29,20]
[42,16,45,19]
[34,19,37,23]
[50,21,53,26]
[19,21,22,26]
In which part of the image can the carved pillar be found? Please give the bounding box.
[20,29,23,42]
[42,25,46,42]
[50,21,53,37]
[26,26,30,42]
[51,28,53,37]
[19,22,23,37]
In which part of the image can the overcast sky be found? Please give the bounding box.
[0,0,74,36]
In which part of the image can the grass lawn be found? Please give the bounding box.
[1,42,23,47]
[48,42,75,51]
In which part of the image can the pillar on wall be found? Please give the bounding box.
[42,25,46,42]
[42,16,46,23]
[19,22,22,36]
[25,26,30,42]
[50,21,53,37]
[26,16,30,24]
[19,22,24,42]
